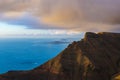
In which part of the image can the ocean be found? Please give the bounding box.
[0,38,81,74]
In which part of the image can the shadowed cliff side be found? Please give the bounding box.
[0,32,120,80]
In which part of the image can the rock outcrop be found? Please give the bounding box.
[0,32,120,80]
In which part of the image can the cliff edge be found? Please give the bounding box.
[0,32,120,80]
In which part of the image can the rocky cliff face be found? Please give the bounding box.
[0,32,120,80]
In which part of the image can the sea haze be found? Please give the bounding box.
[0,38,81,74]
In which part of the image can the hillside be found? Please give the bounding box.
[0,32,120,80]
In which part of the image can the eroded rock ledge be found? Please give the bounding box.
[0,32,120,80]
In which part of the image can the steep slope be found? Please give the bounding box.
[0,32,120,80]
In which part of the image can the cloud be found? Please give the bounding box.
[0,12,58,29]
[0,0,120,32]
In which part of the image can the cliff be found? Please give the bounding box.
[0,32,120,80]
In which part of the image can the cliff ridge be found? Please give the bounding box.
[0,32,120,80]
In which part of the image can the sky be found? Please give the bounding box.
[0,0,120,38]
[0,22,81,38]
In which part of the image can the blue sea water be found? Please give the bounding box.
[0,38,81,74]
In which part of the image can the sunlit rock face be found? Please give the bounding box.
[0,32,120,80]
[112,73,120,80]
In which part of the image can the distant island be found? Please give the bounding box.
[47,41,70,44]
[0,32,120,80]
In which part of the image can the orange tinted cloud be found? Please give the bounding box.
[0,0,120,32]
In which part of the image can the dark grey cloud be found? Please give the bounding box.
[0,0,120,32]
